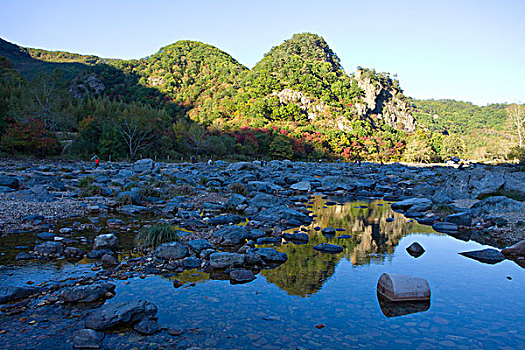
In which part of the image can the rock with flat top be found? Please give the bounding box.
[377,273,431,302]
[459,249,505,264]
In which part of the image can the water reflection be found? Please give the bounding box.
[377,293,431,318]
[263,197,439,297]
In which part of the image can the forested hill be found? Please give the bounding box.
[0,34,519,162]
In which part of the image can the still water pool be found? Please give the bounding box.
[2,198,524,349]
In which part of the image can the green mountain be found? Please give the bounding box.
[0,34,518,162]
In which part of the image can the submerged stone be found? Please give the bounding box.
[72,329,104,349]
[85,300,157,330]
[313,243,343,253]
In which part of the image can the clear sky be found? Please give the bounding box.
[1,0,524,106]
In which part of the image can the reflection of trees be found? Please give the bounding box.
[263,197,437,297]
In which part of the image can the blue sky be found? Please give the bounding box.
[1,0,524,105]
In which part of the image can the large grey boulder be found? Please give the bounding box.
[290,181,312,191]
[85,300,157,330]
[459,249,505,264]
[213,226,249,245]
[255,205,312,225]
[26,175,66,191]
[377,273,431,302]
[60,283,116,303]
[117,205,150,215]
[187,239,213,254]
[432,222,458,234]
[226,194,247,208]
[209,252,245,268]
[93,234,118,250]
[132,159,154,173]
[469,169,505,199]
[35,241,64,256]
[313,243,343,253]
[155,241,189,260]
[133,318,161,335]
[208,214,242,225]
[0,286,39,304]
[445,211,472,226]
[471,196,525,215]
[230,269,256,283]
[248,193,280,210]
[322,176,355,191]
[503,172,525,200]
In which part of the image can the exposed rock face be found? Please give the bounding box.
[69,73,105,99]
[271,88,328,121]
[354,69,417,132]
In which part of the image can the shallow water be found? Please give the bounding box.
[1,198,524,349]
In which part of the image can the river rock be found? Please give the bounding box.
[501,240,525,258]
[0,175,19,189]
[116,191,141,205]
[37,232,56,240]
[291,181,312,191]
[209,252,245,268]
[35,241,64,256]
[459,248,505,264]
[377,273,431,302]
[322,176,355,191]
[15,252,36,260]
[213,226,249,245]
[432,222,458,234]
[283,232,309,242]
[85,300,157,330]
[117,205,150,215]
[183,256,201,268]
[155,241,189,261]
[248,193,280,210]
[87,249,114,259]
[255,205,312,226]
[101,254,120,266]
[406,242,425,257]
[187,239,213,254]
[391,198,432,211]
[0,286,39,304]
[445,211,472,226]
[72,329,104,349]
[133,159,154,173]
[254,248,288,262]
[321,227,336,235]
[230,269,256,283]
[60,283,116,303]
[64,247,85,260]
[93,234,118,250]
[226,194,247,208]
[471,196,525,215]
[133,318,161,335]
[208,214,242,225]
[26,175,65,191]
[313,243,343,253]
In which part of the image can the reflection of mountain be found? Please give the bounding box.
[263,197,437,297]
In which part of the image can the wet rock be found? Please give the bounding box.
[247,229,266,240]
[118,205,150,215]
[391,198,432,212]
[283,232,309,242]
[254,248,288,262]
[445,211,472,226]
[213,226,249,245]
[313,243,343,253]
[377,273,431,301]
[432,222,458,234]
[187,239,213,254]
[93,234,118,250]
[26,175,65,191]
[133,318,161,335]
[85,300,157,330]
[64,247,85,260]
[459,249,505,264]
[208,214,242,225]
[406,242,425,257]
[155,242,189,261]
[291,181,312,191]
[15,252,36,260]
[116,191,141,205]
[60,283,116,303]
[35,241,64,256]
[226,194,247,208]
[133,159,154,173]
[501,240,525,258]
[230,269,256,283]
[183,256,201,268]
[255,205,312,226]
[321,227,336,235]
[101,254,120,267]
[471,196,525,216]
[199,248,215,259]
[0,286,39,304]
[209,252,245,268]
[87,249,114,259]
[72,329,104,349]
[322,176,355,191]
[248,193,280,210]
[256,237,280,245]
[244,252,262,265]
[0,175,19,189]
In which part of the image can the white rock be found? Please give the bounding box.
[377,273,430,301]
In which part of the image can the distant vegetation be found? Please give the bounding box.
[0,34,523,163]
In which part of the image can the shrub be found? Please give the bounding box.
[80,184,104,198]
[135,224,180,249]
[228,183,248,196]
